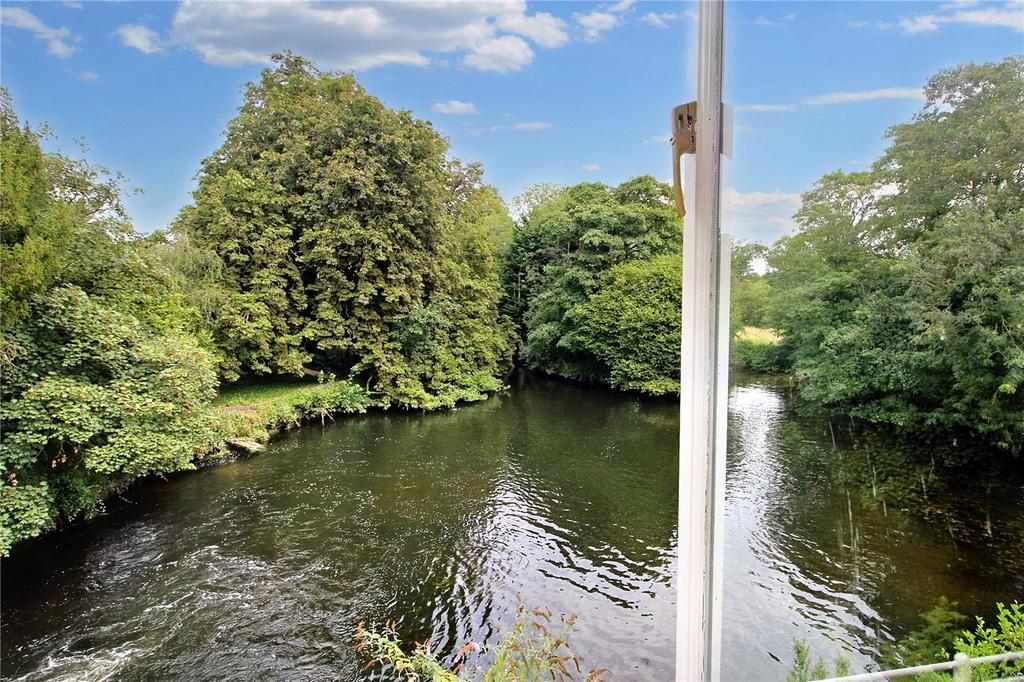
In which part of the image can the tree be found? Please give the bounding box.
[565,254,681,395]
[730,240,770,333]
[766,57,1024,451]
[1,89,68,327]
[177,53,511,405]
[0,97,218,554]
[501,176,682,383]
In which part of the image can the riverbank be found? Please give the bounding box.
[206,375,513,456]
[0,376,505,556]
[208,378,380,455]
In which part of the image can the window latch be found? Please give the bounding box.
[672,101,697,219]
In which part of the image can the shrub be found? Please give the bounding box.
[355,605,608,681]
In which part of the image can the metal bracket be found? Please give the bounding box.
[672,101,697,218]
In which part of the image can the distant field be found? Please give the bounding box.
[735,326,781,345]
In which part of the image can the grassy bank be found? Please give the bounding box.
[208,378,381,446]
[207,374,508,452]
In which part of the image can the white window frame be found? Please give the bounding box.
[676,1,729,680]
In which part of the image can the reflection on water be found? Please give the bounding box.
[722,378,1024,679]
[2,374,1021,680]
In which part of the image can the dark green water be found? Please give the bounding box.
[2,374,1022,680]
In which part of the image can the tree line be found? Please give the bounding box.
[505,57,1022,455]
[1,54,1020,553]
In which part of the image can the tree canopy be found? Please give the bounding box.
[176,53,512,407]
[0,93,219,553]
[500,176,682,388]
[766,56,1024,451]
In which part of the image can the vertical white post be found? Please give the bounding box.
[677,1,726,681]
[952,653,971,682]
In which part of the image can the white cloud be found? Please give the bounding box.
[169,1,569,73]
[117,24,166,55]
[463,35,533,72]
[753,12,797,27]
[804,87,925,105]
[640,10,695,29]
[63,1,84,9]
[77,70,100,81]
[900,1,1023,33]
[722,187,801,243]
[507,122,552,131]
[432,99,478,115]
[575,11,619,41]
[496,10,568,48]
[0,7,77,57]
[581,163,601,172]
[476,121,553,134]
[735,103,795,112]
[640,12,671,29]
[852,19,898,30]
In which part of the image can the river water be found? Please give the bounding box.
[3,373,1022,680]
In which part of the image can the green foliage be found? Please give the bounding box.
[0,96,220,554]
[880,597,968,678]
[730,241,771,333]
[1,90,64,327]
[954,602,1024,680]
[355,620,458,682]
[793,600,1023,682]
[0,481,53,556]
[177,53,511,406]
[787,640,849,682]
[501,176,682,387]
[766,57,1024,451]
[1,287,218,551]
[355,605,608,681]
[566,254,681,394]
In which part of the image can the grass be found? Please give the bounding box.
[731,326,786,373]
[209,377,379,444]
[204,371,506,457]
[735,325,782,344]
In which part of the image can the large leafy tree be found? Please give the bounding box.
[564,254,681,395]
[767,57,1024,450]
[501,176,682,382]
[178,53,511,406]
[0,96,219,554]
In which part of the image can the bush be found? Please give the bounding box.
[565,254,681,395]
[954,602,1024,680]
[787,640,849,682]
[355,605,608,681]
[1,287,218,554]
[791,599,1024,681]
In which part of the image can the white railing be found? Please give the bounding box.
[820,651,1024,682]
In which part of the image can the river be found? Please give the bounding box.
[2,373,1022,680]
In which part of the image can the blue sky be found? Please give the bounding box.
[2,1,1021,244]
